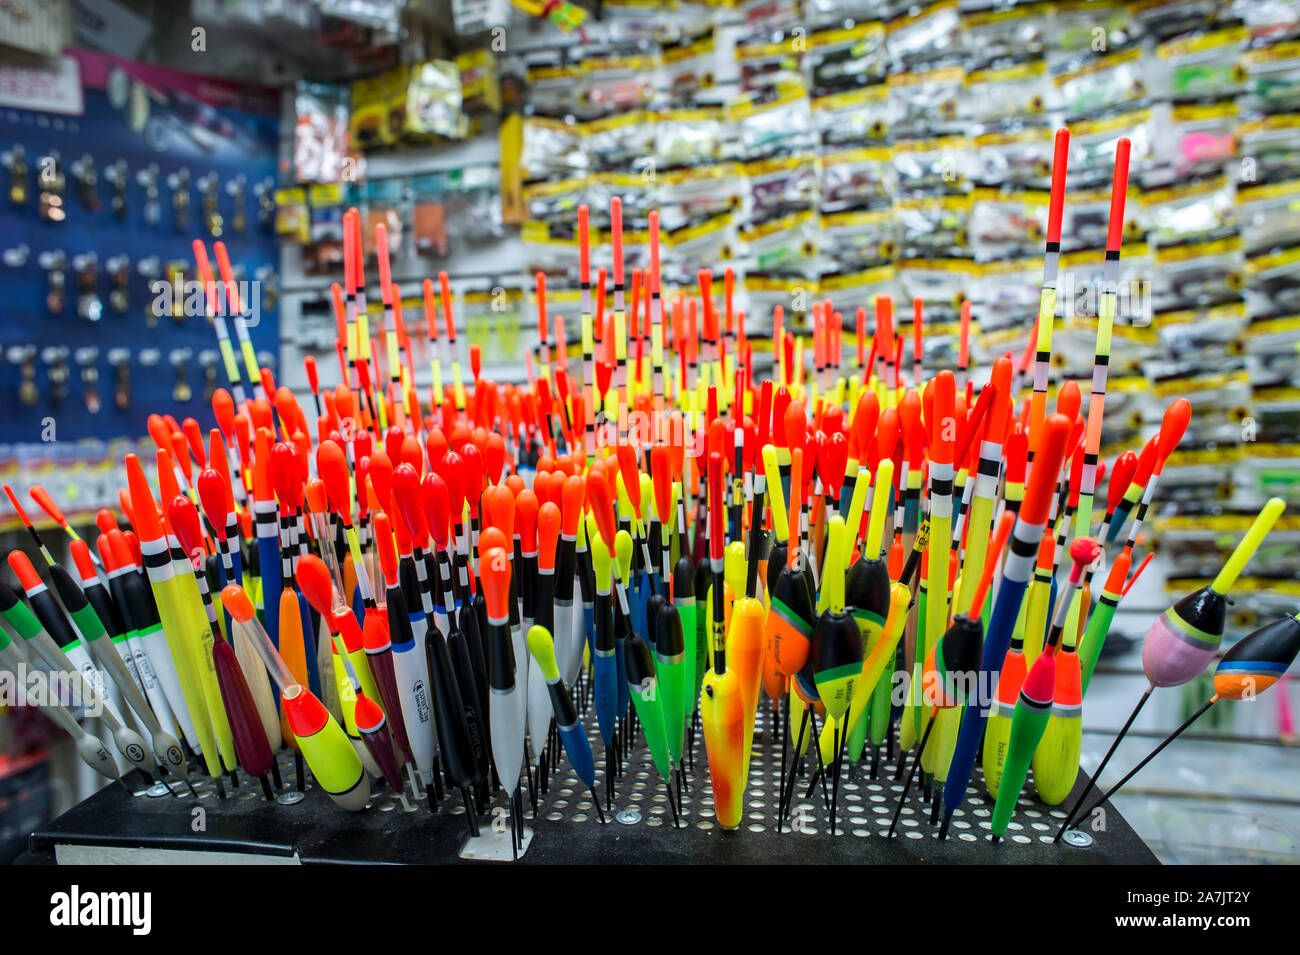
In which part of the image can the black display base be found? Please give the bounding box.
[30,704,1158,865]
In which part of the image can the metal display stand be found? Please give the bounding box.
[29,706,1157,864]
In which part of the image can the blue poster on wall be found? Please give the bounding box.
[0,49,280,447]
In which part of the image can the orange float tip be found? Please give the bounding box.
[484,433,506,484]
[1133,434,1159,488]
[70,539,96,582]
[486,484,516,540]
[249,397,274,434]
[124,454,163,542]
[146,413,170,452]
[283,687,329,739]
[586,470,618,552]
[182,418,207,468]
[375,512,399,586]
[1107,449,1139,510]
[6,550,42,592]
[304,355,319,394]
[296,554,336,616]
[95,509,117,536]
[167,495,205,561]
[537,501,560,571]
[316,440,351,518]
[353,689,385,731]
[516,489,539,551]
[561,475,585,537]
[305,477,329,516]
[1021,413,1072,526]
[784,400,807,458]
[616,444,641,515]
[478,527,509,566]
[708,452,725,562]
[1156,398,1192,468]
[651,447,672,522]
[368,449,394,512]
[270,442,302,510]
[96,533,119,572]
[480,547,512,622]
[461,444,485,508]
[392,463,427,542]
[400,435,423,475]
[1005,424,1028,484]
[28,484,68,526]
[157,446,184,506]
[421,472,452,549]
[875,407,900,465]
[426,428,449,470]
[106,529,135,570]
[1056,379,1081,422]
[3,485,32,526]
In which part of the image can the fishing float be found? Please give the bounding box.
[1060,611,1300,842]
[1055,496,1287,839]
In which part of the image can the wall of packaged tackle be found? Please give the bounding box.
[224,0,1300,635]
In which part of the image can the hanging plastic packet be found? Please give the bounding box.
[895,194,971,255]
[820,146,893,212]
[969,255,1045,338]
[294,80,352,184]
[886,61,965,135]
[813,85,895,153]
[662,29,718,105]
[747,154,819,218]
[523,219,582,274]
[526,58,588,119]
[1153,233,1245,311]
[1154,300,1249,362]
[361,178,404,262]
[521,117,589,182]
[1049,2,1140,68]
[1243,38,1300,115]
[971,124,1056,189]
[728,85,817,161]
[963,2,1051,62]
[403,60,468,141]
[523,176,587,227]
[1152,21,1247,101]
[736,33,806,95]
[654,107,724,170]
[820,206,897,273]
[893,134,969,196]
[584,51,659,118]
[885,0,962,65]
[967,56,1054,123]
[584,110,655,173]
[351,70,401,151]
[969,187,1047,260]
[741,208,820,274]
[1053,48,1147,117]
[1143,172,1235,247]
[1058,240,1155,329]
[808,20,888,96]
[896,257,973,326]
[410,173,451,259]
[738,0,803,37]
[457,50,502,115]
[1163,101,1240,173]
[447,166,505,247]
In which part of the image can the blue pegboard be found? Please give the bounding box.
[0,49,280,445]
